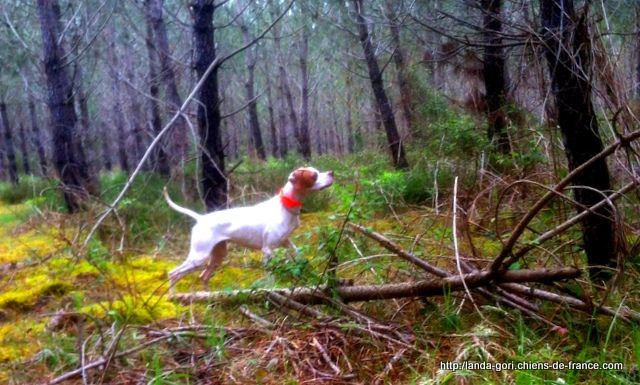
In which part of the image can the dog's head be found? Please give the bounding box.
[288,167,334,192]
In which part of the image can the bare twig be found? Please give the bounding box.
[239,305,275,329]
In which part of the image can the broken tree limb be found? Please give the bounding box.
[503,180,637,267]
[500,282,640,323]
[170,267,580,304]
[348,223,450,277]
[349,222,541,315]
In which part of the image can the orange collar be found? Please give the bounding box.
[279,189,302,209]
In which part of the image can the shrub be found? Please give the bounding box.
[0,176,62,209]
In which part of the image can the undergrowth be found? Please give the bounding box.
[0,120,639,383]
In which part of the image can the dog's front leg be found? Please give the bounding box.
[261,246,274,266]
[284,239,299,260]
[284,239,298,251]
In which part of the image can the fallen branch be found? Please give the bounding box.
[500,282,640,323]
[348,222,542,317]
[489,129,640,272]
[347,223,450,277]
[170,267,580,304]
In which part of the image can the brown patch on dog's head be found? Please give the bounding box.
[290,167,318,191]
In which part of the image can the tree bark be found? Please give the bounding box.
[144,16,170,176]
[191,0,226,210]
[482,0,511,154]
[123,50,146,167]
[264,71,279,158]
[37,0,91,211]
[541,0,615,281]
[0,101,18,184]
[345,73,355,153]
[384,0,413,134]
[71,25,97,182]
[27,98,48,176]
[269,19,289,158]
[297,24,312,160]
[636,4,640,99]
[240,22,266,160]
[106,28,131,174]
[100,123,113,172]
[352,0,408,169]
[145,0,187,164]
[17,124,31,175]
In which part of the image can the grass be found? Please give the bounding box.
[0,153,638,384]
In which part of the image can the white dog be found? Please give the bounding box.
[164,166,334,287]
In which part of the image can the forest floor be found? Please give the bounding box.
[0,181,638,384]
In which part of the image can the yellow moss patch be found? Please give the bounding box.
[109,255,174,293]
[48,256,100,279]
[0,228,65,264]
[0,278,72,311]
[81,294,185,324]
[0,320,46,363]
[208,265,265,289]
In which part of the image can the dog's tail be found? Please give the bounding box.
[163,187,202,221]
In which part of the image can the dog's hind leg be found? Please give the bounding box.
[169,224,218,287]
[199,241,227,288]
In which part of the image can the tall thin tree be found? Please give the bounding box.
[384,0,413,133]
[541,0,616,281]
[239,18,266,160]
[297,23,312,160]
[481,0,511,154]
[352,0,408,169]
[191,0,226,210]
[37,0,92,211]
[0,100,18,184]
[145,0,187,164]
[144,14,170,175]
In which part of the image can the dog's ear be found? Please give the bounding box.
[290,168,318,189]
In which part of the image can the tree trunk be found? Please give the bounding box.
[123,51,146,167]
[345,73,355,153]
[145,0,187,164]
[264,72,279,158]
[281,67,300,156]
[144,17,170,176]
[0,102,18,184]
[191,0,226,210]
[106,28,131,174]
[636,4,640,99]
[27,98,48,176]
[100,124,113,172]
[352,0,408,169]
[240,23,266,160]
[297,24,312,160]
[384,0,413,134]
[75,67,95,174]
[482,0,511,154]
[17,124,31,175]
[541,0,615,281]
[71,25,97,182]
[37,0,90,211]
